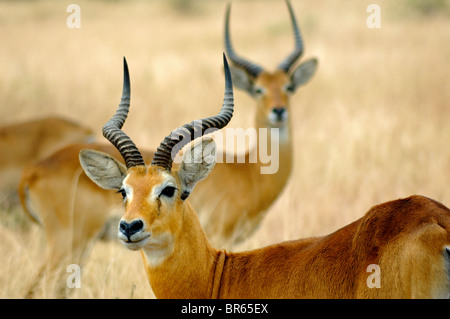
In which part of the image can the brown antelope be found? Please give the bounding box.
[189,0,318,245]
[17,2,318,295]
[81,55,450,299]
[0,116,94,207]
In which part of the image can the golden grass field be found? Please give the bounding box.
[0,0,449,298]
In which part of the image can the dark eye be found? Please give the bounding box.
[160,186,176,198]
[253,87,265,96]
[285,84,295,93]
[117,188,127,200]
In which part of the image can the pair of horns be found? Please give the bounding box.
[103,54,234,171]
[225,0,304,77]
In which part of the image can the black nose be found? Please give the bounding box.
[119,220,144,240]
[272,107,286,120]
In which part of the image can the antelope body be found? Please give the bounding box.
[81,56,450,299]
[190,0,318,246]
[0,116,93,206]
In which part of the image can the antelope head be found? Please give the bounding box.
[79,55,234,256]
[225,0,317,128]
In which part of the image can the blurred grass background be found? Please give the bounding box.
[0,0,449,298]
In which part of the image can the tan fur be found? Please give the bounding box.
[16,13,318,299]
[16,67,306,297]
[121,166,222,298]
[18,142,154,297]
[81,146,450,298]
[190,71,295,246]
[123,165,450,299]
[0,116,93,206]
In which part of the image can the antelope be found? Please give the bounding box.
[0,116,94,208]
[17,5,318,286]
[17,2,319,294]
[81,55,450,299]
[188,0,319,245]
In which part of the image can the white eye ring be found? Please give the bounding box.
[121,177,133,203]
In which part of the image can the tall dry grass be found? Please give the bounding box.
[0,0,449,298]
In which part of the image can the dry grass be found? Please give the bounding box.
[0,0,449,298]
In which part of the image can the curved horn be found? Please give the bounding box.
[277,0,304,73]
[102,57,145,169]
[224,2,264,78]
[151,53,234,171]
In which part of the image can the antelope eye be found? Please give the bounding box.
[253,87,265,96]
[117,188,127,200]
[285,83,295,93]
[160,186,176,198]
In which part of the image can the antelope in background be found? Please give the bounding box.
[0,116,94,209]
[81,55,450,299]
[190,0,318,245]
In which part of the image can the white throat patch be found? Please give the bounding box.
[141,232,174,268]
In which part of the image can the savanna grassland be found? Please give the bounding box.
[0,0,449,298]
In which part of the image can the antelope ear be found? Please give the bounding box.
[229,66,254,95]
[289,57,318,92]
[79,149,127,190]
[177,138,216,200]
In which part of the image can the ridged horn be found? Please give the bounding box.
[224,2,264,78]
[102,57,145,169]
[277,0,304,73]
[151,53,234,171]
